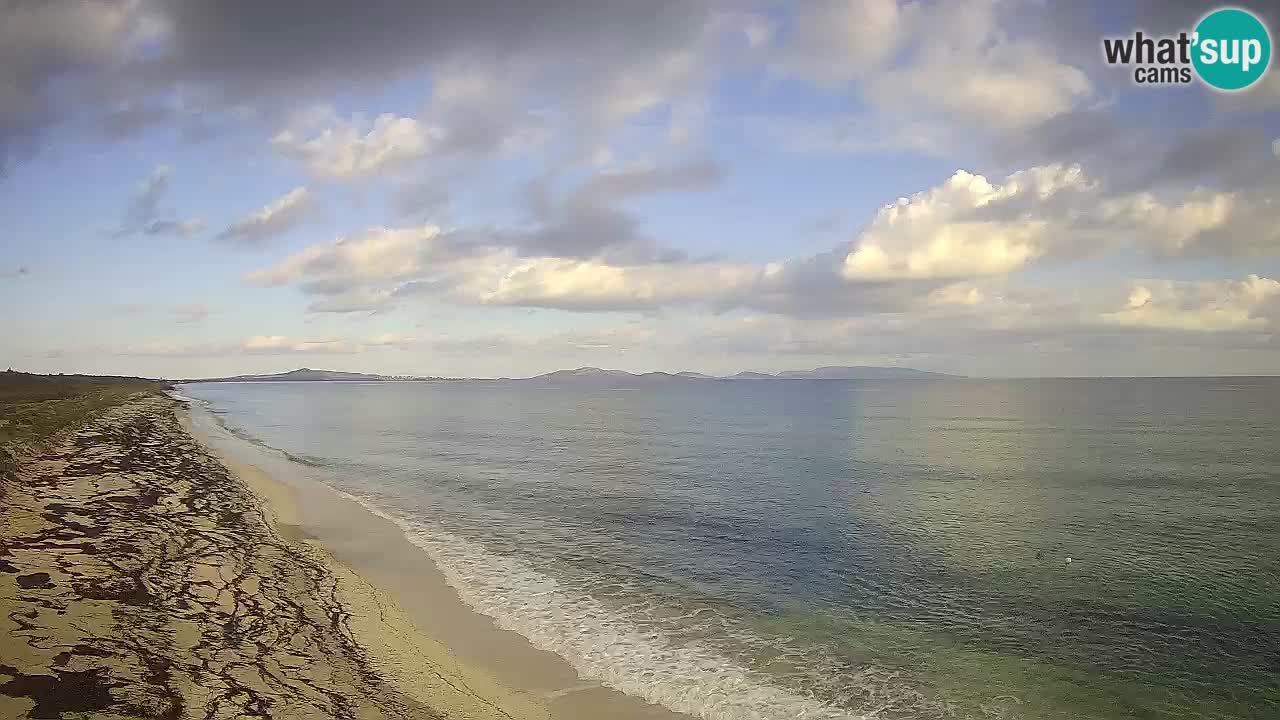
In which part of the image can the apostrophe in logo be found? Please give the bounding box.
[1192,7,1271,90]
[1101,6,1272,90]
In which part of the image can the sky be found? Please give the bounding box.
[2,0,1280,379]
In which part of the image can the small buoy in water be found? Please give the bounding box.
[1035,551,1043,560]
[1065,557,1073,564]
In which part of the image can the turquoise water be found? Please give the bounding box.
[182,378,1280,719]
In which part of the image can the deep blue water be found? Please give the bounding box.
[182,378,1280,720]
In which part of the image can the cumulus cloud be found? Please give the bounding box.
[476,257,757,311]
[271,66,550,184]
[242,217,756,313]
[841,160,1279,281]
[242,155,1280,322]
[867,41,1089,131]
[1097,190,1235,256]
[216,187,311,245]
[272,111,441,178]
[777,0,1091,130]
[842,166,1089,280]
[244,224,449,288]
[1100,275,1280,333]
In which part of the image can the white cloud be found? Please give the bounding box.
[842,164,1092,280]
[1100,275,1280,333]
[475,257,758,311]
[1098,190,1234,255]
[240,333,413,354]
[867,38,1090,130]
[117,334,414,357]
[839,162,1277,282]
[244,224,446,287]
[779,0,1091,131]
[217,187,311,245]
[272,111,440,178]
[243,158,1280,322]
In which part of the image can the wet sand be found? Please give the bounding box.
[0,393,548,719]
[187,398,691,720]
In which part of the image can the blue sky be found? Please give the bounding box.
[3,0,1280,378]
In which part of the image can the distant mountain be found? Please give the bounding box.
[530,367,634,382]
[774,366,949,380]
[527,367,699,387]
[187,368,416,383]
[185,365,954,385]
[521,365,952,385]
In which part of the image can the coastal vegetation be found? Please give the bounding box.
[0,371,162,484]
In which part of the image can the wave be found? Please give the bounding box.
[330,487,875,720]
[164,390,204,404]
[190,398,333,469]
[185,392,924,719]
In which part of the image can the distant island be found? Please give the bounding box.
[182,368,433,383]
[521,366,951,386]
[183,366,953,384]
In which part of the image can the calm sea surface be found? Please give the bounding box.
[182,378,1280,720]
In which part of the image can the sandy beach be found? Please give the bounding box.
[0,387,688,720]
[187,397,690,720]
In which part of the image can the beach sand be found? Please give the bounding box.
[1,391,689,719]
[188,401,691,720]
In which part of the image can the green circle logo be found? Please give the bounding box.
[1192,8,1272,91]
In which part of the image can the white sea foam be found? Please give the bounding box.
[330,487,865,720]
[184,393,922,720]
[165,389,203,404]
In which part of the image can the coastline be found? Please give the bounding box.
[182,396,691,720]
[1,393,439,718]
[182,414,552,720]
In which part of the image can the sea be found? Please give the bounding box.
[179,377,1280,720]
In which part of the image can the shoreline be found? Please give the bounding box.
[180,411,553,720]
[183,397,692,720]
[1,393,440,719]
